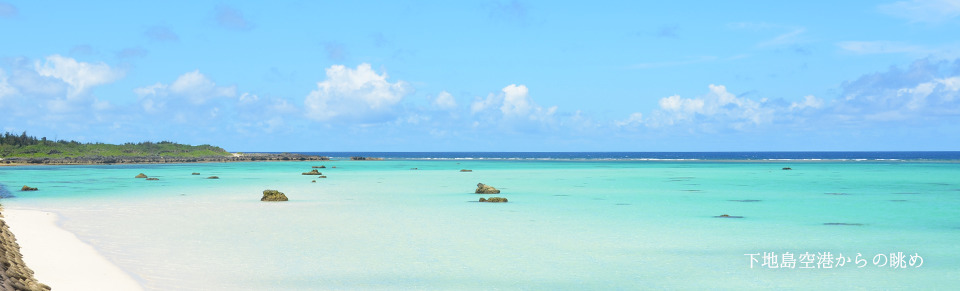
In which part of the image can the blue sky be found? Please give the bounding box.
[1,1,959,151]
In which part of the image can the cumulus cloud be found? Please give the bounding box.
[878,0,960,23]
[789,95,824,110]
[433,91,457,109]
[169,70,236,102]
[644,84,778,130]
[135,70,236,114]
[615,112,644,127]
[215,5,253,30]
[0,55,124,126]
[0,69,16,99]
[471,84,557,121]
[836,58,960,120]
[304,63,410,122]
[33,55,124,98]
[626,58,960,133]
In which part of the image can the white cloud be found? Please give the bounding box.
[789,95,824,110]
[0,68,17,99]
[644,84,776,129]
[238,92,259,104]
[170,70,236,103]
[33,54,123,98]
[135,70,236,105]
[895,76,960,112]
[471,84,557,121]
[500,84,533,116]
[835,59,960,119]
[304,63,410,122]
[134,82,165,97]
[471,92,500,113]
[433,91,457,109]
[878,0,960,23]
[615,112,644,127]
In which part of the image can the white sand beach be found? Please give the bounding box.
[3,209,143,291]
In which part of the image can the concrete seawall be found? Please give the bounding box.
[0,210,50,291]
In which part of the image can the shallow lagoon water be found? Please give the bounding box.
[2,159,959,289]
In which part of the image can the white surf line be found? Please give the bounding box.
[3,209,144,291]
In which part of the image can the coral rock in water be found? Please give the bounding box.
[135,173,148,178]
[261,189,289,201]
[475,183,501,194]
[302,169,322,175]
[20,185,38,191]
[479,197,508,202]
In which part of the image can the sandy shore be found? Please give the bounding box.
[3,209,143,291]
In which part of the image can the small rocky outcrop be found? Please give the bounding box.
[460,169,473,172]
[714,214,744,218]
[350,156,383,161]
[312,166,326,169]
[191,172,200,175]
[135,173,148,178]
[479,197,508,203]
[261,189,288,201]
[311,180,316,183]
[145,178,159,181]
[207,176,219,179]
[20,185,38,191]
[318,175,327,178]
[302,169,322,175]
[475,183,500,194]
[782,167,792,170]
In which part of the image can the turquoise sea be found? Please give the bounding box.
[1,152,959,290]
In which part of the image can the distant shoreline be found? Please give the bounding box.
[0,152,329,166]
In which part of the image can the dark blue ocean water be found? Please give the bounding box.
[275,151,960,161]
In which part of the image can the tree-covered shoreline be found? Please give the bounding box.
[0,132,330,165]
[0,132,231,159]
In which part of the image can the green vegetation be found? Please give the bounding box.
[0,132,231,158]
